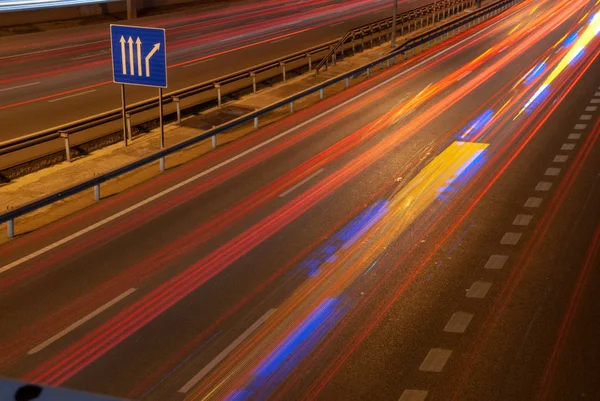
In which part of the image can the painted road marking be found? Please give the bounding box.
[48,90,96,103]
[595,92,600,96]
[501,232,521,245]
[535,181,552,191]
[444,311,473,333]
[553,155,568,163]
[580,115,592,120]
[573,124,587,130]
[568,133,581,140]
[419,348,452,372]
[561,143,575,150]
[0,11,515,274]
[279,168,324,197]
[585,106,597,112]
[330,21,346,27]
[183,58,215,68]
[179,309,276,393]
[513,214,533,226]
[545,167,561,176]
[525,197,542,208]
[399,389,429,401]
[28,288,136,355]
[0,82,40,92]
[466,281,492,298]
[271,36,291,44]
[590,99,600,104]
[484,254,508,269]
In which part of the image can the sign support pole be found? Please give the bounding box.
[121,84,128,147]
[159,87,164,149]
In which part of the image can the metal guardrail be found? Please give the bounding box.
[0,0,521,237]
[0,0,466,167]
[315,0,475,73]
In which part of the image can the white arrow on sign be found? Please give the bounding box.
[135,37,142,77]
[127,37,134,76]
[145,43,161,78]
[119,36,127,75]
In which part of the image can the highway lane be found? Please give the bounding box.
[0,0,432,141]
[1,0,600,399]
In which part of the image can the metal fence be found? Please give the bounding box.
[0,0,521,237]
[0,0,470,170]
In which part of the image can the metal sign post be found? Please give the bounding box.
[159,87,164,149]
[110,24,167,147]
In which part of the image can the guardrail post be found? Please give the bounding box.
[94,184,100,201]
[159,157,165,172]
[174,97,181,124]
[251,72,257,93]
[361,34,365,51]
[366,67,370,77]
[404,51,407,59]
[345,77,350,88]
[341,43,344,60]
[212,135,217,149]
[126,113,132,143]
[215,83,222,108]
[7,219,14,238]
[280,62,287,82]
[290,101,294,113]
[59,131,71,163]
[351,35,356,53]
[319,88,324,99]
[369,30,373,48]
[332,48,337,66]
[254,116,259,129]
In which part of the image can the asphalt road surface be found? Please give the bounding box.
[1,0,600,399]
[0,0,433,142]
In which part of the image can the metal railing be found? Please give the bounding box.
[315,0,475,72]
[0,0,469,170]
[0,0,521,237]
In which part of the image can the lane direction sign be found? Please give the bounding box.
[110,24,167,88]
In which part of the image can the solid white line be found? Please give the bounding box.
[70,51,108,60]
[0,10,518,274]
[183,58,215,68]
[28,288,136,355]
[48,90,96,103]
[0,82,40,92]
[179,309,276,393]
[271,36,291,44]
[278,168,324,197]
[0,40,107,61]
[330,21,345,27]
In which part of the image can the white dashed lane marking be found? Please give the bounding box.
[580,115,592,120]
[574,124,587,130]
[466,281,492,298]
[513,214,533,226]
[484,254,508,270]
[419,348,452,372]
[525,197,543,208]
[591,99,600,104]
[554,155,568,163]
[568,133,581,140]
[545,167,561,176]
[535,181,552,191]
[585,106,597,112]
[501,232,521,245]
[444,311,474,333]
[399,389,429,401]
[561,143,575,151]
[48,89,96,103]
[595,92,600,96]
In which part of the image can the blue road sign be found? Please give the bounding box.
[110,24,167,88]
